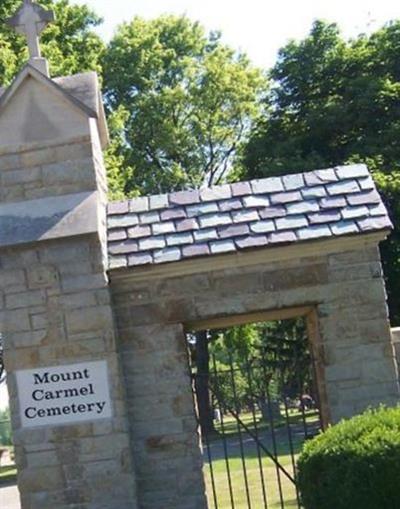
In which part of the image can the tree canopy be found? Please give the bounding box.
[103,15,266,197]
[0,0,104,87]
[242,20,400,324]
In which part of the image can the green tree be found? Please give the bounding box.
[104,16,266,434]
[0,407,12,446]
[208,319,312,419]
[243,20,400,324]
[103,15,266,197]
[0,0,104,88]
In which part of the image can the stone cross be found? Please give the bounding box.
[6,0,55,68]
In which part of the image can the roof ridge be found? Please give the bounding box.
[108,163,370,216]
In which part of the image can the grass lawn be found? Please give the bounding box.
[202,410,319,508]
[204,452,299,508]
[0,465,17,485]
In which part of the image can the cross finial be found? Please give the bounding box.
[6,0,55,76]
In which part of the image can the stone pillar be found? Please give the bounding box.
[319,247,399,422]
[115,321,207,509]
[0,68,137,509]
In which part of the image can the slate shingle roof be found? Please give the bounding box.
[107,164,392,269]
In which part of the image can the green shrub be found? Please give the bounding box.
[297,406,400,509]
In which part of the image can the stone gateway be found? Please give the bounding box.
[1,2,399,508]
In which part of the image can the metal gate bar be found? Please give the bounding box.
[190,324,322,509]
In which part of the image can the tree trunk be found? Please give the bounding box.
[195,330,214,435]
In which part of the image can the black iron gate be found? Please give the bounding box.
[189,326,323,509]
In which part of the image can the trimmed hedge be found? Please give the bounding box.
[297,406,400,509]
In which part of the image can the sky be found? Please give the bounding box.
[0,0,399,411]
[73,0,400,68]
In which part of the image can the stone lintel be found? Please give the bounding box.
[0,191,99,247]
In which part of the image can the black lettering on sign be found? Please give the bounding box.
[24,402,108,420]
[33,369,90,385]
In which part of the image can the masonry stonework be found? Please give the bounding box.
[1,14,399,507]
[110,240,399,464]
[0,68,138,508]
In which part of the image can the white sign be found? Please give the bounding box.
[16,360,112,428]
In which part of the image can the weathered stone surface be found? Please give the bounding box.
[129,196,149,213]
[218,223,250,238]
[154,248,181,264]
[0,191,99,247]
[269,231,297,244]
[199,212,231,228]
[139,211,160,225]
[283,173,305,190]
[335,164,369,179]
[108,164,391,268]
[210,239,236,254]
[169,190,200,206]
[331,221,359,235]
[186,202,218,217]
[301,186,327,198]
[127,225,151,239]
[341,206,369,219]
[287,200,319,214]
[249,220,275,233]
[152,221,175,235]
[160,207,186,221]
[297,225,331,240]
[219,198,242,211]
[108,201,129,215]
[200,184,231,201]
[108,214,139,228]
[166,232,193,246]
[149,194,169,210]
[176,218,199,232]
[111,241,399,479]
[304,168,337,186]
[2,60,396,509]
[194,228,218,242]
[320,196,347,209]
[182,243,210,258]
[309,211,341,224]
[252,177,284,194]
[231,181,251,196]
[276,215,308,230]
[347,190,381,206]
[128,252,153,266]
[109,240,139,255]
[0,66,139,509]
[259,205,286,219]
[270,191,301,204]
[236,235,268,249]
[242,195,270,208]
[232,209,260,223]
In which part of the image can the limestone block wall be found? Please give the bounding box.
[0,136,105,204]
[0,124,137,506]
[110,241,399,508]
[2,236,137,509]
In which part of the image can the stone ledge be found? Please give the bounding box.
[0,191,99,248]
